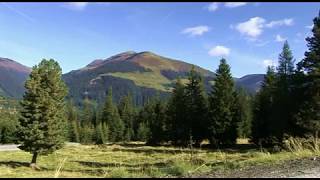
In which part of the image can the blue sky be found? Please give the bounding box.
[0,2,318,77]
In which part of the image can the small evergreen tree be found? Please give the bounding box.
[17,59,68,169]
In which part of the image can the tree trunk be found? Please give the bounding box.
[315,131,318,151]
[30,152,40,170]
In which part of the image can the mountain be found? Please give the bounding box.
[62,51,216,105]
[0,52,264,103]
[0,58,31,98]
[235,74,264,94]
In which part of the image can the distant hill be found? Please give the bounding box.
[62,51,216,105]
[0,58,31,98]
[235,74,264,94]
[0,53,265,104]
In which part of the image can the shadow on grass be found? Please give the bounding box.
[73,160,168,169]
[0,161,49,170]
[107,143,259,155]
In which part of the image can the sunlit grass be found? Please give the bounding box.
[0,140,319,178]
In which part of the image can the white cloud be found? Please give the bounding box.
[306,24,314,29]
[208,45,230,57]
[275,34,286,42]
[63,2,89,11]
[182,26,210,36]
[208,3,219,12]
[236,17,266,38]
[225,2,247,8]
[265,18,294,28]
[262,59,276,68]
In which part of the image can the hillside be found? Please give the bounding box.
[0,53,264,103]
[62,51,216,105]
[0,58,31,98]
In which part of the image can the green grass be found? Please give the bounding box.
[108,72,173,92]
[0,141,319,178]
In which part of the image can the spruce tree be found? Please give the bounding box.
[295,11,320,139]
[251,66,277,146]
[101,87,124,142]
[271,41,296,141]
[80,98,95,144]
[118,94,135,142]
[208,58,237,146]
[184,66,208,146]
[166,78,188,145]
[145,96,167,145]
[17,59,68,169]
[234,87,252,139]
[66,100,80,142]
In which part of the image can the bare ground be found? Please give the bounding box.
[190,157,320,178]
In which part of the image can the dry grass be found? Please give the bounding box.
[0,139,319,178]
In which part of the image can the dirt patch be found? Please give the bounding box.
[190,157,320,178]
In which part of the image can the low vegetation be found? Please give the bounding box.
[0,140,319,178]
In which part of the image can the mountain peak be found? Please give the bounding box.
[0,57,31,73]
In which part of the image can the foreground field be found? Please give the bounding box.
[0,141,319,178]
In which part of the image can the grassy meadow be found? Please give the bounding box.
[0,139,319,178]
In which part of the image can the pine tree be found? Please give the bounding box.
[184,66,208,146]
[17,59,68,169]
[208,58,237,146]
[166,78,188,145]
[80,98,95,144]
[136,122,150,142]
[101,87,124,142]
[118,93,135,142]
[66,100,80,142]
[271,41,296,141]
[145,96,167,145]
[251,66,277,146]
[294,11,320,140]
[234,88,252,139]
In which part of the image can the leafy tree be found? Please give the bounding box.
[17,59,68,169]
[208,58,237,146]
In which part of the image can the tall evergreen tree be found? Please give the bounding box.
[294,11,320,139]
[271,41,296,141]
[145,96,167,145]
[79,98,95,144]
[66,100,80,142]
[118,93,136,142]
[166,78,188,145]
[251,66,277,146]
[101,87,124,142]
[208,58,237,146]
[17,59,68,169]
[234,87,252,139]
[184,66,208,146]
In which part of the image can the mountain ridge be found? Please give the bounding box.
[0,52,264,103]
